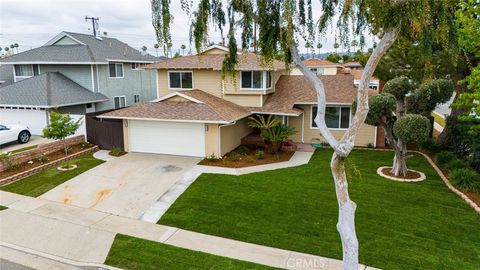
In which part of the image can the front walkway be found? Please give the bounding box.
[0,190,379,270]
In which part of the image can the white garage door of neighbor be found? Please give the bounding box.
[128,120,205,157]
[0,109,47,135]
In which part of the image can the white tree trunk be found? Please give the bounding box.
[291,27,400,270]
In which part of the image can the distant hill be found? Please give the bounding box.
[300,51,355,59]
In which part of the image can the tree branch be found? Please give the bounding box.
[289,44,340,149]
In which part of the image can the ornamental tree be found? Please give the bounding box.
[43,111,82,156]
[366,77,454,176]
[151,1,457,269]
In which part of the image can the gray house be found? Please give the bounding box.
[0,31,159,135]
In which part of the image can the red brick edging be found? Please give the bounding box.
[0,146,99,186]
[356,147,480,214]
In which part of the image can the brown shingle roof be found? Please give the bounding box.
[253,74,376,115]
[100,90,250,123]
[349,69,379,81]
[302,58,338,67]
[145,53,286,71]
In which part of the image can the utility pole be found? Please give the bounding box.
[85,16,100,37]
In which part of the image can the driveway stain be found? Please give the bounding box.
[63,196,72,205]
[161,165,182,172]
[90,188,112,208]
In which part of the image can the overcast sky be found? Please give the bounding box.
[0,0,375,57]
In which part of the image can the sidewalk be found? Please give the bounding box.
[0,190,379,270]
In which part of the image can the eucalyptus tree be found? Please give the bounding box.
[151,1,457,269]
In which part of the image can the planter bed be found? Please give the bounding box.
[198,145,294,168]
[0,143,94,179]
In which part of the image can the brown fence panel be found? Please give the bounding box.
[85,110,124,150]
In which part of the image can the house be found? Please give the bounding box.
[290,58,340,75]
[0,31,159,135]
[98,46,377,157]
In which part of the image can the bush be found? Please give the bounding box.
[205,153,219,162]
[245,156,255,163]
[366,143,374,148]
[435,151,455,166]
[449,168,480,192]
[228,152,241,162]
[37,154,49,164]
[255,150,265,160]
[419,138,440,154]
[393,114,431,144]
[237,145,250,155]
[446,159,468,171]
[80,141,92,149]
[109,146,124,157]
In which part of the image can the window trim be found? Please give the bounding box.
[240,71,273,91]
[13,64,39,82]
[131,63,144,70]
[167,71,194,90]
[310,105,352,130]
[113,95,127,109]
[109,63,124,78]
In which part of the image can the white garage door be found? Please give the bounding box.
[128,120,205,157]
[0,109,47,135]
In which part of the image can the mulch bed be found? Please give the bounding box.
[0,144,95,179]
[199,145,295,168]
[109,151,127,157]
[380,167,422,180]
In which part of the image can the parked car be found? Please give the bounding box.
[0,124,31,145]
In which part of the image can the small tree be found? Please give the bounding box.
[248,115,296,154]
[365,77,454,176]
[43,111,82,156]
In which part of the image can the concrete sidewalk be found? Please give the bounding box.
[0,190,379,270]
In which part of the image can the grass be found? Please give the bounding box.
[159,148,480,270]
[0,153,104,197]
[10,145,38,154]
[0,205,7,211]
[105,234,275,270]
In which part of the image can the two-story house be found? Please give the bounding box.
[99,45,377,157]
[0,31,159,135]
[290,58,340,75]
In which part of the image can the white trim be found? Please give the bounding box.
[295,102,352,106]
[12,65,16,83]
[113,95,127,109]
[167,71,194,90]
[98,115,230,124]
[13,64,36,82]
[250,111,300,117]
[200,44,242,55]
[90,65,95,91]
[106,59,154,64]
[155,71,160,99]
[108,63,124,78]
[95,64,100,93]
[153,92,204,104]
[0,99,109,108]
[374,126,378,148]
[1,61,108,65]
[44,32,86,46]
[310,105,352,130]
[301,112,305,143]
[239,71,273,91]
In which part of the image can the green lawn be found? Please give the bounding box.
[0,205,7,211]
[10,145,38,154]
[159,148,480,270]
[105,234,275,270]
[0,154,104,197]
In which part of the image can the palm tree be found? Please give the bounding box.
[316,43,322,58]
[180,44,186,56]
[154,43,160,57]
[333,42,339,53]
[305,42,311,58]
[14,43,19,53]
[351,40,358,52]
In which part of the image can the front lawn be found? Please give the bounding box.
[0,153,104,197]
[159,148,480,270]
[105,234,275,270]
[0,205,7,211]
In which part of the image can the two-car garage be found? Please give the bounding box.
[127,120,206,157]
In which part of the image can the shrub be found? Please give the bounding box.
[80,141,92,149]
[449,168,480,192]
[109,146,124,157]
[0,153,18,171]
[237,145,250,155]
[419,138,440,154]
[37,154,49,164]
[393,114,431,144]
[228,152,241,162]
[366,143,374,148]
[205,153,219,162]
[255,150,265,160]
[446,159,468,171]
[245,156,255,163]
[435,151,455,166]
[65,146,72,154]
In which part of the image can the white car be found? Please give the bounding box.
[0,124,31,145]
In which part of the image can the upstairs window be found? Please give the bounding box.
[241,71,272,90]
[134,94,140,103]
[131,63,144,70]
[14,64,39,81]
[109,63,124,78]
[169,71,193,89]
[114,96,126,109]
[311,105,351,129]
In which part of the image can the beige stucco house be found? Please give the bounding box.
[99,45,377,157]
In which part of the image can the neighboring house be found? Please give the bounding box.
[99,46,377,157]
[0,31,159,135]
[348,68,380,90]
[290,58,339,75]
[343,61,363,70]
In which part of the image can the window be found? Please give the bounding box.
[109,63,124,78]
[114,96,126,109]
[309,67,324,75]
[86,103,92,108]
[169,71,193,89]
[369,82,379,90]
[311,105,351,129]
[131,63,143,70]
[14,64,39,81]
[241,71,272,89]
[134,94,140,103]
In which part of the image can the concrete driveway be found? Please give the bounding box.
[1,136,53,153]
[40,153,200,218]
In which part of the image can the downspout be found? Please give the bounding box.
[301,112,305,143]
